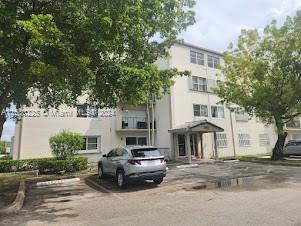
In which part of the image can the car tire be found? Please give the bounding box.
[116,170,127,189]
[98,164,105,179]
[153,178,163,185]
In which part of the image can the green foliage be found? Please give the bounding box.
[49,130,84,160]
[0,141,11,154]
[0,157,88,173]
[215,11,301,133]
[0,0,195,115]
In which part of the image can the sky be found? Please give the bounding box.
[180,0,301,52]
[1,0,301,141]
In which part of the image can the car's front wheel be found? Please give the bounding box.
[116,170,127,189]
[153,178,164,185]
[98,164,105,179]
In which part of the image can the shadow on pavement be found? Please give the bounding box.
[0,182,87,226]
[85,174,161,193]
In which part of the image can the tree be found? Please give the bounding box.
[0,0,195,137]
[215,11,301,160]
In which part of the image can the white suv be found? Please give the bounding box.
[98,146,167,188]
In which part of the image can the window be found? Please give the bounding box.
[216,133,227,148]
[208,55,220,68]
[259,134,270,146]
[76,104,98,118]
[126,137,147,145]
[207,79,217,92]
[211,106,224,118]
[81,136,99,150]
[192,76,207,92]
[107,149,117,157]
[238,134,251,147]
[190,50,204,65]
[131,148,161,158]
[235,111,249,122]
[193,104,208,117]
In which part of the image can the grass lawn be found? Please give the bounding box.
[221,155,301,166]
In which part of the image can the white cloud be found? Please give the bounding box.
[180,0,301,52]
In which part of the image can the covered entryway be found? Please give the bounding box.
[169,120,224,163]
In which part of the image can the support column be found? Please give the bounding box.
[196,133,201,158]
[213,132,218,160]
[186,133,192,164]
[200,133,204,159]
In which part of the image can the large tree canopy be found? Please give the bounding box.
[0,0,195,137]
[215,11,301,160]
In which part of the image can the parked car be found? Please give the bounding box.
[283,140,301,157]
[98,146,167,188]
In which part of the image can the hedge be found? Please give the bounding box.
[0,157,88,173]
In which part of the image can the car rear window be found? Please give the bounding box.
[131,148,161,158]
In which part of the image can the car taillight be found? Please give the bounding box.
[160,158,165,163]
[128,159,141,165]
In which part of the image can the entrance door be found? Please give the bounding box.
[190,134,198,157]
[178,134,186,156]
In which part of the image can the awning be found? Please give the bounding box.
[168,120,224,133]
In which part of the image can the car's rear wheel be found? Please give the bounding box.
[116,170,127,189]
[98,164,105,179]
[153,178,163,185]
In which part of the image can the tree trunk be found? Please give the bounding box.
[0,108,6,139]
[271,132,287,160]
[271,117,287,161]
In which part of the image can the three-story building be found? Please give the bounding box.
[12,42,278,163]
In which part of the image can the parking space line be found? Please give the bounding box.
[86,178,123,200]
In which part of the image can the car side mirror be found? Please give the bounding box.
[102,154,107,158]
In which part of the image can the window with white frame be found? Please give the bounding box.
[216,133,227,148]
[238,134,251,147]
[208,55,220,68]
[259,134,270,146]
[76,104,98,118]
[211,106,224,118]
[235,111,249,122]
[126,137,147,145]
[81,136,100,151]
[193,104,208,117]
[192,76,207,92]
[207,79,217,92]
[190,50,204,65]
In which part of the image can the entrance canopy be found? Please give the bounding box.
[169,120,224,163]
[169,120,224,133]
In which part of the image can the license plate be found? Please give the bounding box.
[143,160,159,166]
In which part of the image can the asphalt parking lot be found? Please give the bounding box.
[1,161,301,226]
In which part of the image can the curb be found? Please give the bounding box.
[0,180,26,214]
[36,178,80,187]
[176,164,199,169]
[223,160,240,163]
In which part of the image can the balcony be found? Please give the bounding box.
[121,117,156,130]
[285,119,301,130]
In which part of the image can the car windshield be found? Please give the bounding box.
[131,148,161,158]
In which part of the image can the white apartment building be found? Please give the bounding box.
[13,43,283,163]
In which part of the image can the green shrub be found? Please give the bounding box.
[0,157,88,173]
[49,130,84,160]
[0,141,11,154]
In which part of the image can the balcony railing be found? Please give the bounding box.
[122,117,156,129]
[286,119,301,129]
